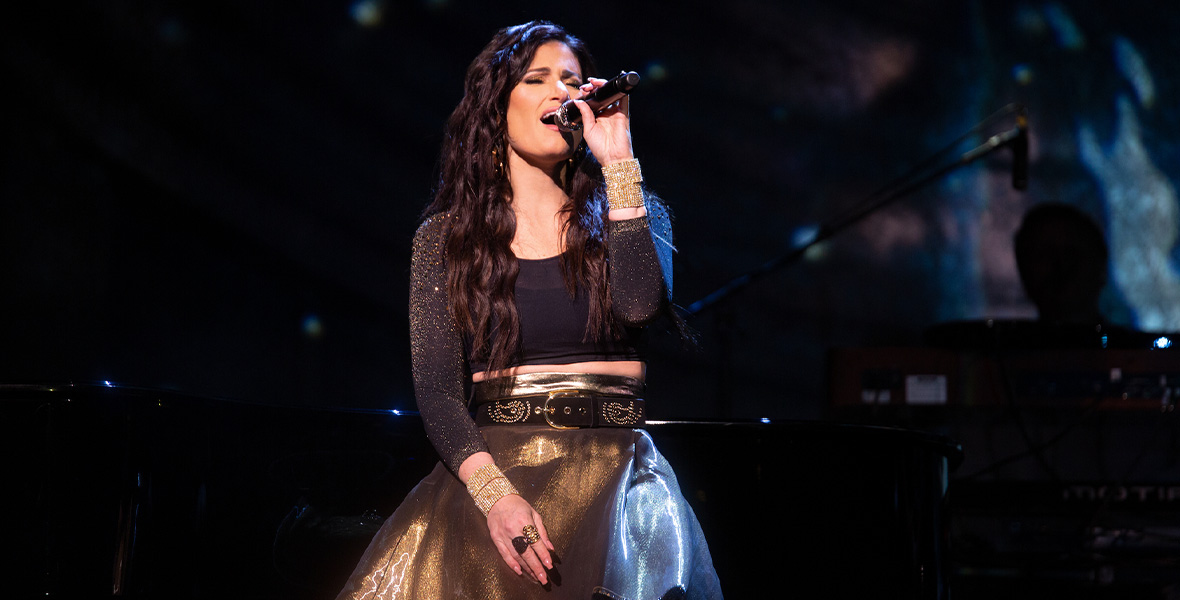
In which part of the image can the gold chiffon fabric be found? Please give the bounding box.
[334,425,722,599]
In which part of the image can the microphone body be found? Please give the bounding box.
[1012,114,1028,190]
[544,71,640,132]
[958,106,1029,191]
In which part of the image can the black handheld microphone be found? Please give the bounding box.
[542,71,641,132]
[1011,111,1028,190]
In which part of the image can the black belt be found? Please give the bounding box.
[474,390,646,429]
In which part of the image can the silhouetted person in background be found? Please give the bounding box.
[926,202,1154,349]
[1013,202,1108,326]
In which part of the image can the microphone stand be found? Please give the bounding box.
[682,116,1027,416]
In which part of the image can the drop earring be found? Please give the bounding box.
[491,146,506,178]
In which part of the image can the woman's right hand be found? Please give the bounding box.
[486,493,556,585]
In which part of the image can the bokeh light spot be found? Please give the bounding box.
[303,315,324,340]
[645,62,668,82]
[350,0,384,28]
[1012,64,1033,85]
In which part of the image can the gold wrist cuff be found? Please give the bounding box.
[603,158,644,210]
[472,477,520,515]
[466,463,520,515]
[466,463,503,496]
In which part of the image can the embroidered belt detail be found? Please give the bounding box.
[475,390,645,429]
[601,399,644,426]
[485,398,531,424]
[473,372,646,429]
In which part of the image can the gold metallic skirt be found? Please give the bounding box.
[335,373,722,600]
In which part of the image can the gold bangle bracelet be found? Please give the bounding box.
[465,463,520,515]
[465,463,503,497]
[603,158,644,210]
[473,477,521,515]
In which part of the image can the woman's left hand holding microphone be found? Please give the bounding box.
[572,78,645,220]
[572,78,634,167]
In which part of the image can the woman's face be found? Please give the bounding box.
[505,41,584,171]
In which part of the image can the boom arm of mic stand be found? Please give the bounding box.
[681,126,1026,318]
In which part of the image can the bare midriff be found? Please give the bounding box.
[471,360,645,383]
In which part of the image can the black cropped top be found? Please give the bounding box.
[408,200,674,471]
[465,254,643,374]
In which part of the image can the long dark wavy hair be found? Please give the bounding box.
[425,21,612,372]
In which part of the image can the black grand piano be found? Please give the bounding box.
[8,383,961,599]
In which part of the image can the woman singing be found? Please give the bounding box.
[337,20,721,600]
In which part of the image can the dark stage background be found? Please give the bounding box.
[7,0,1180,598]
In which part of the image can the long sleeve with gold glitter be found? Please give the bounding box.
[607,199,674,326]
[409,201,674,473]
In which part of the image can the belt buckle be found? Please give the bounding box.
[541,389,586,430]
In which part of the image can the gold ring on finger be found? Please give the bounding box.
[522,524,540,545]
